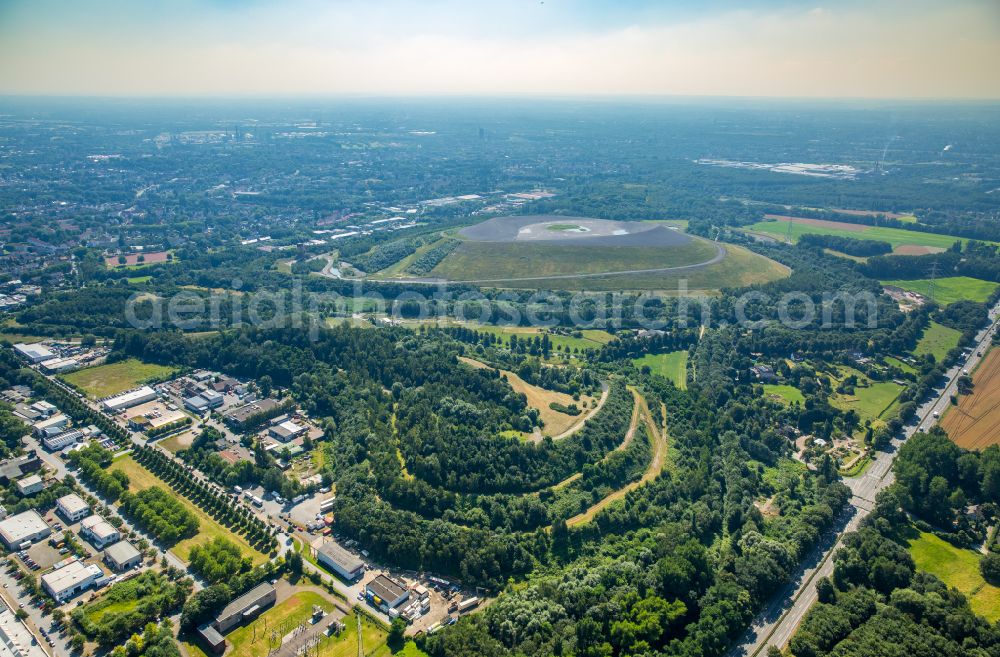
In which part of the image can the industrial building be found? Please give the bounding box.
[41,561,107,602]
[224,398,279,426]
[80,515,121,549]
[43,428,83,452]
[0,510,50,549]
[196,624,226,654]
[12,343,54,364]
[269,420,306,442]
[0,600,48,657]
[32,414,68,437]
[39,357,79,374]
[365,574,409,611]
[215,582,276,632]
[316,541,365,581]
[102,386,157,412]
[15,475,43,497]
[104,540,142,571]
[0,452,41,485]
[56,493,90,522]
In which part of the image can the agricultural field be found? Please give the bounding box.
[744,215,979,253]
[914,321,962,361]
[908,531,1000,622]
[633,351,688,389]
[60,358,177,398]
[942,349,1000,450]
[881,276,999,306]
[109,455,267,564]
[460,357,598,437]
[762,384,805,405]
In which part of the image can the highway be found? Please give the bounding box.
[730,299,1000,656]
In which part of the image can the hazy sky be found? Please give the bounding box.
[1,0,998,98]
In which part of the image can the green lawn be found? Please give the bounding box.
[109,455,267,564]
[634,351,688,389]
[915,321,963,361]
[762,384,805,405]
[909,531,1000,622]
[745,218,977,251]
[431,238,721,281]
[227,591,335,657]
[885,356,917,375]
[60,358,177,398]
[832,381,904,423]
[882,276,999,306]
[126,275,152,284]
[467,324,614,353]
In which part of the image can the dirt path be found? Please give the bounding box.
[566,389,669,527]
[549,381,610,441]
[459,356,602,440]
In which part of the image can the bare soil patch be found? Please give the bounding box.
[459,357,596,437]
[894,244,946,256]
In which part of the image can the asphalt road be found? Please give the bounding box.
[731,300,1000,656]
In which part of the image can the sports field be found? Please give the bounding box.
[914,321,962,361]
[633,351,688,389]
[60,358,178,398]
[745,215,976,253]
[942,348,1000,450]
[909,531,1000,622]
[109,455,267,564]
[881,276,999,306]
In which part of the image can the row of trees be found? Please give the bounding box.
[132,445,278,552]
[120,487,200,545]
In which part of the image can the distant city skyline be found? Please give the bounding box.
[0,0,998,99]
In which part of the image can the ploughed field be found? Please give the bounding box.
[943,348,1000,450]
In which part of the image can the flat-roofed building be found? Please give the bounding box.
[224,398,279,427]
[197,624,226,654]
[13,343,54,364]
[32,414,68,437]
[41,561,106,602]
[183,395,210,414]
[365,574,409,611]
[316,541,365,581]
[269,420,305,443]
[215,582,276,633]
[0,601,48,657]
[43,428,83,452]
[102,386,157,412]
[0,510,50,549]
[0,452,41,485]
[39,357,79,374]
[104,540,142,571]
[15,475,43,497]
[80,515,120,549]
[56,493,90,522]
